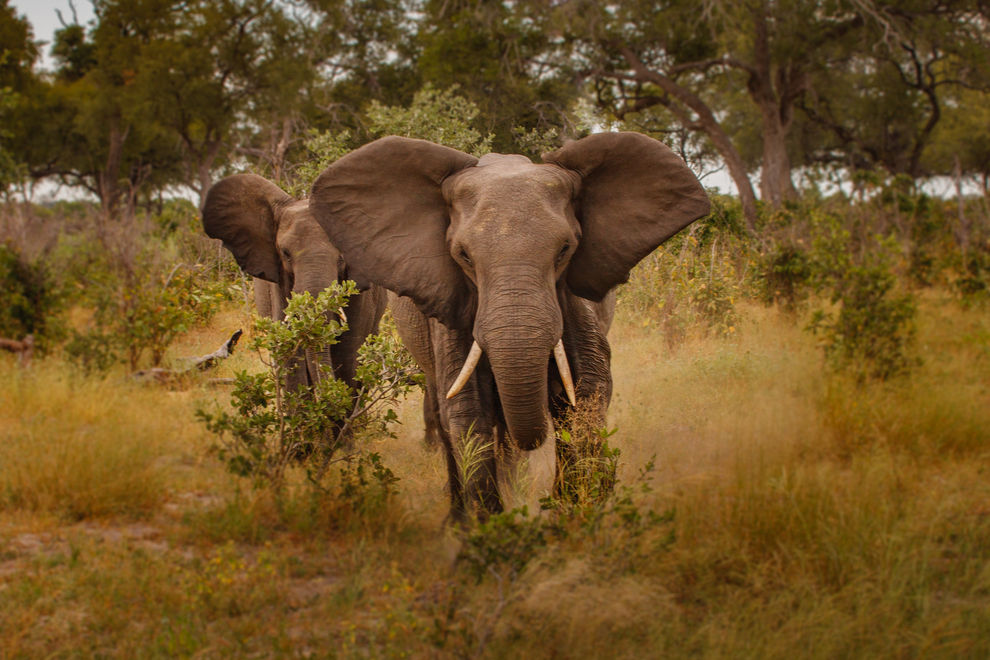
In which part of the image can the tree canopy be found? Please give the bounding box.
[2,0,988,218]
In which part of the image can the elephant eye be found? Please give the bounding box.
[459,248,473,266]
[556,243,570,265]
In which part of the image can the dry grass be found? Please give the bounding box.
[1,293,988,657]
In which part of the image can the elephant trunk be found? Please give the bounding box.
[290,269,339,389]
[474,269,562,451]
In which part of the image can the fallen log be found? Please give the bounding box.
[0,334,34,367]
[132,330,242,386]
[188,329,243,371]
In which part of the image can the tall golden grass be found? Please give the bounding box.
[0,294,987,657]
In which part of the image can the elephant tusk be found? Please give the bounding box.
[446,341,483,399]
[336,307,347,324]
[554,339,577,407]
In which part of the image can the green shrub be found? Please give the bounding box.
[365,83,492,156]
[548,406,620,512]
[0,243,65,349]
[281,85,493,197]
[66,260,230,371]
[809,256,918,382]
[197,283,419,492]
[755,243,813,313]
[954,240,990,299]
[622,226,741,346]
[458,508,549,582]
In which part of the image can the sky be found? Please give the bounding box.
[12,0,96,68]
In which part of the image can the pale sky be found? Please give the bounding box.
[11,0,96,67]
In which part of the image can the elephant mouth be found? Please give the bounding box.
[445,338,577,407]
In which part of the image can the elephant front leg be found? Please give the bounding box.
[433,322,502,520]
[550,291,614,428]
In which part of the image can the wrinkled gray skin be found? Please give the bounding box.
[202,174,387,391]
[309,133,710,519]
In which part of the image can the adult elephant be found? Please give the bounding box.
[309,133,710,518]
[202,174,387,391]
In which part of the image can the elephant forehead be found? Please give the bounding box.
[449,161,577,207]
[278,202,332,245]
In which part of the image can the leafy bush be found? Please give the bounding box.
[282,129,354,198]
[282,85,494,197]
[547,398,621,512]
[622,226,741,346]
[198,283,419,492]
[954,239,990,299]
[809,254,918,382]
[0,243,64,349]
[366,83,493,156]
[755,243,814,313]
[66,260,230,371]
[458,508,549,582]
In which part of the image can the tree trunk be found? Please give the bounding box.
[954,154,969,252]
[195,141,223,212]
[749,6,798,208]
[618,47,759,232]
[97,119,129,223]
[758,108,797,206]
[271,117,293,185]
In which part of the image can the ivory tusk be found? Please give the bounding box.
[554,340,577,407]
[446,341,483,399]
[336,308,348,324]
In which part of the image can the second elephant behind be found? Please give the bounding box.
[203,173,387,391]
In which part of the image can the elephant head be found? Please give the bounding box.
[309,133,710,449]
[202,173,353,389]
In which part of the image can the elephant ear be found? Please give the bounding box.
[202,174,292,282]
[309,136,478,328]
[543,132,711,301]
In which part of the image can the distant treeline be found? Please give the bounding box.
[1,0,988,227]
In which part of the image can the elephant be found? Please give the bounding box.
[202,173,387,392]
[308,132,710,518]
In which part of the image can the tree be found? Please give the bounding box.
[545,0,875,228]
[137,0,314,208]
[416,0,580,155]
[21,1,187,221]
[0,0,40,196]
[799,0,990,179]
[929,87,990,194]
[0,0,37,91]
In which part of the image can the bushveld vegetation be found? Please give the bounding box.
[2,0,989,656]
[2,164,988,655]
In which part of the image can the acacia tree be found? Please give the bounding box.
[0,0,38,196]
[415,0,580,154]
[138,0,314,208]
[19,1,185,221]
[543,0,870,228]
[799,0,990,178]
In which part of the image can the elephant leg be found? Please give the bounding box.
[550,290,615,427]
[422,380,443,450]
[253,278,285,321]
[392,295,501,519]
[390,296,470,517]
[432,318,501,519]
[331,285,388,389]
[391,295,443,450]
